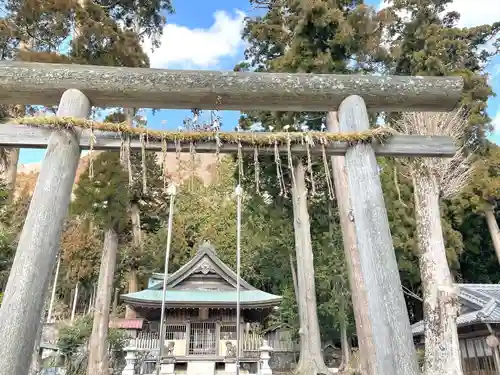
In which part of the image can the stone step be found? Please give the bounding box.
[186,361,216,375]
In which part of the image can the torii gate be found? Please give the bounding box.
[0,61,462,375]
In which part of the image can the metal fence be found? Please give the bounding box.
[188,322,216,355]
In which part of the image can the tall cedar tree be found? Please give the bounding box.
[70,2,171,374]
[102,111,170,319]
[73,151,130,374]
[458,143,500,265]
[120,148,170,318]
[381,2,499,375]
[239,1,387,373]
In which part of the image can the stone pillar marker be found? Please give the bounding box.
[121,347,137,375]
[259,339,273,375]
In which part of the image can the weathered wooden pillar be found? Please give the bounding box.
[328,111,375,375]
[0,89,91,375]
[338,95,419,375]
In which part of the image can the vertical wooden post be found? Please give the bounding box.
[185,322,191,355]
[112,287,119,317]
[71,282,80,322]
[47,256,61,323]
[215,321,221,356]
[327,111,374,375]
[0,89,90,375]
[338,95,419,375]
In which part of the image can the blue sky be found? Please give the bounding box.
[18,0,500,164]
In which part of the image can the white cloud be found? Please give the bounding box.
[493,111,500,134]
[378,0,500,28]
[442,0,500,28]
[143,10,246,69]
[489,59,500,80]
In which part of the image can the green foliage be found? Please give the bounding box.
[0,228,16,287]
[383,0,499,144]
[2,0,174,68]
[72,152,129,231]
[128,151,170,230]
[148,158,288,280]
[58,315,94,357]
[58,314,128,363]
[311,199,352,339]
[464,143,500,210]
[0,178,19,288]
[0,181,31,233]
[0,178,10,208]
[72,3,148,68]
[107,327,128,351]
[267,286,299,337]
[239,0,387,131]
[60,218,103,287]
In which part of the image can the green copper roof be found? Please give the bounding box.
[121,242,282,309]
[121,289,282,308]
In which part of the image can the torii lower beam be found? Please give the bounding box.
[0,124,456,158]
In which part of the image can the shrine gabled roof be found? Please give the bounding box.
[121,289,282,308]
[121,241,282,308]
[148,241,255,291]
[411,284,500,336]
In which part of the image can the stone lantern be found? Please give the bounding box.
[259,339,273,375]
[121,347,137,375]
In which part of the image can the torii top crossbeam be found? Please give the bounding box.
[0,61,463,111]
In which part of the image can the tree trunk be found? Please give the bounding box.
[327,111,373,375]
[1,40,30,203]
[47,257,61,323]
[125,203,141,319]
[2,148,19,202]
[484,204,500,265]
[124,270,139,319]
[131,203,142,247]
[290,178,309,365]
[413,171,462,375]
[289,252,299,303]
[1,106,23,204]
[112,288,119,317]
[88,287,94,315]
[87,228,118,375]
[71,282,79,322]
[291,160,329,375]
[339,319,349,371]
